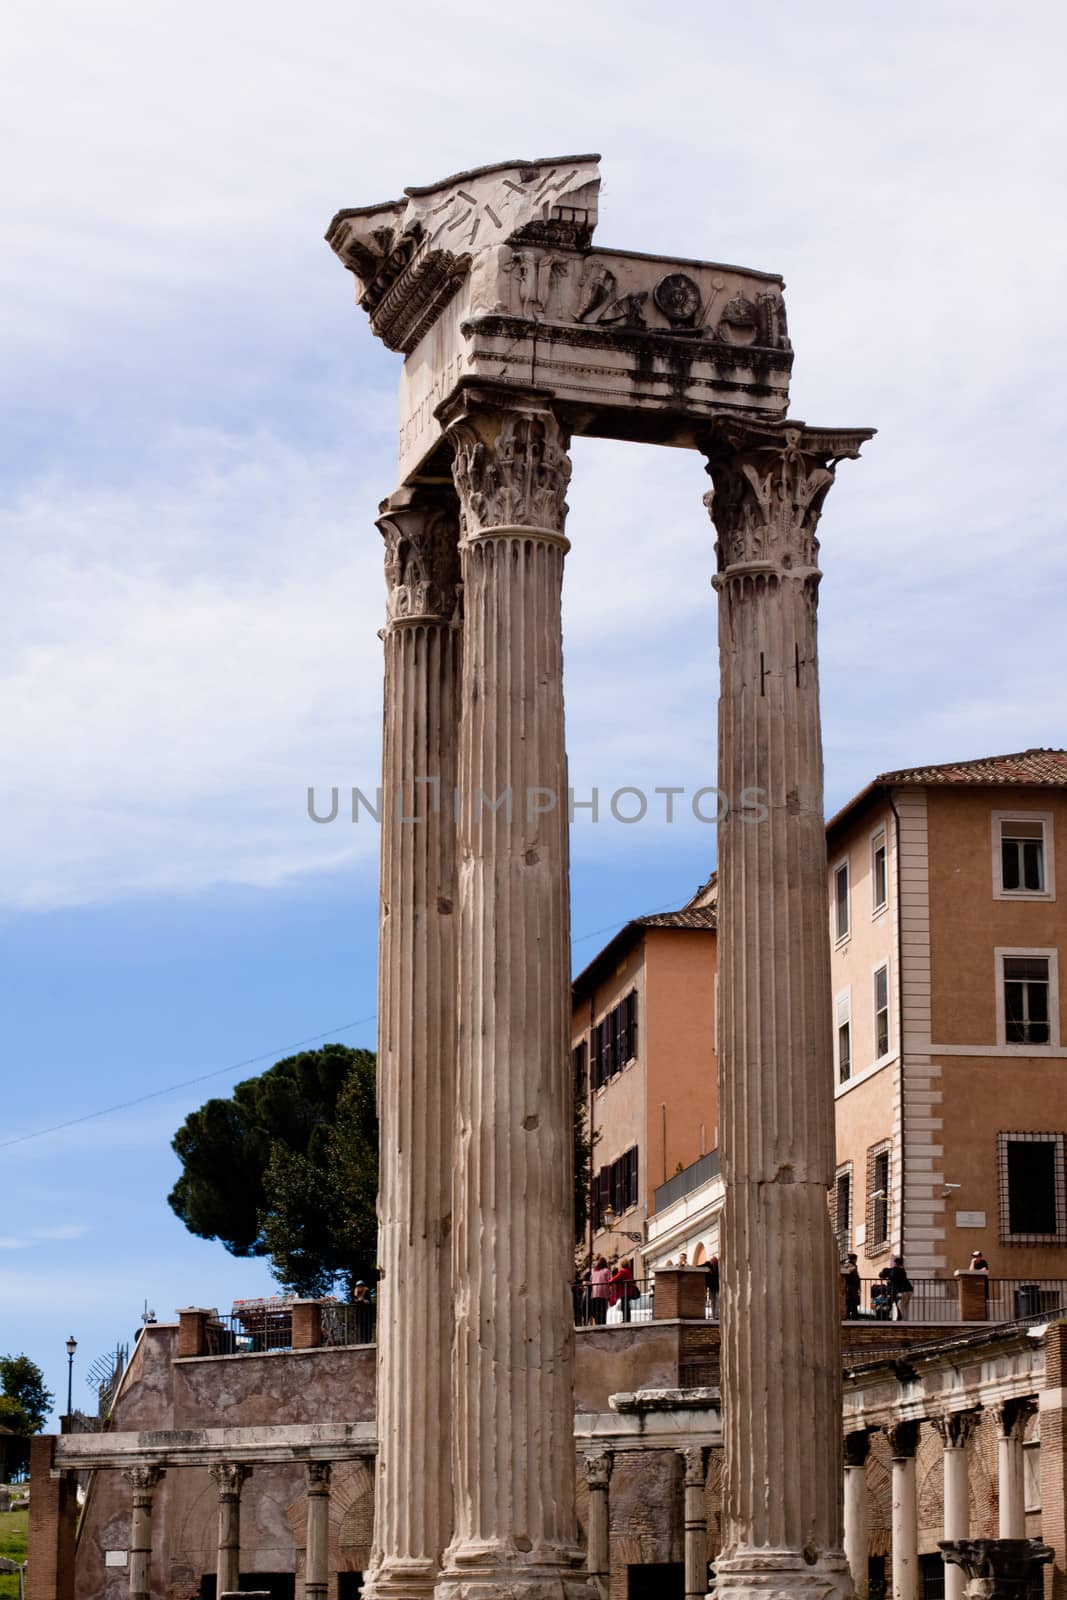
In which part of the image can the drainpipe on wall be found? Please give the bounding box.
[888,788,906,1258]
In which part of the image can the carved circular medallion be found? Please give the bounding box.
[718,293,760,345]
[653,272,702,326]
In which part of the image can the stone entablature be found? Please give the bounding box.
[327,154,792,483]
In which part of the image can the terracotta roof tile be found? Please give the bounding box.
[877,748,1067,787]
[634,907,717,931]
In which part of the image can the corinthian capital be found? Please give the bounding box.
[583,1448,613,1491]
[441,388,571,540]
[932,1409,981,1449]
[123,1464,163,1498]
[210,1461,250,1499]
[703,419,873,578]
[377,489,461,626]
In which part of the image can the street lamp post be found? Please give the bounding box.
[65,1335,77,1422]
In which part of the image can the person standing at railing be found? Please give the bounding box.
[888,1255,914,1321]
[706,1254,720,1320]
[842,1253,861,1320]
[589,1255,611,1326]
[352,1279,375,1343]
[969,1249,989,1272]
[609,1258,638,1323]
[872,1269,893,1320]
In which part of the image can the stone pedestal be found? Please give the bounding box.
[211,1463,250,1599]
[843,1432,871,1596]
[305,1463,331,1600]
[939,1539,1053,1600]
[887,1424,920,1600]
[123,1465,162,1600]
[364,487,461,1600]
[654,1270,707,1321]
[704,420,872,1600]
[436,389,589,1600]
[955,1273,989,1322]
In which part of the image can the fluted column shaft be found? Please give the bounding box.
[211,1463,249,1598]
[584,1451,613,1599]
[843,1433,871,1595]
[124,1466,162,1600]
[365,488,461,1600]
[306,1463,332,1600]
[705,421,871,1600]
[682,1448,709,1600]
[438,391,588,1600]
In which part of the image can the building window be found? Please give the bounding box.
[998,1132,1066,1244]
[573,1041,587,1099]
[920,1554,945,1600]
[866,1141,891,1255]
[593,1145,640,1229]
[833,860,850,943]
[1024,1439,1041,1512]
[590,990,639,1089]
[871,829,888,914]
[835,991,852,1086]
[873,964,890,1059]
[993,812,1054,901]
[834,1165,852,1259]
[1004,956,1051,1044]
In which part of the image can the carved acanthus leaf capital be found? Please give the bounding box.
[445,400,571,540]
[583,1448,613,1490]
[884,1419,921,1459]
[996,1397,1037,1440]
[681,1445,709,1488]
[843,1430,872,1468]
[932,1409,981,1449]
[210,1461,250,1498]
[703,420,874,578]
[377,491,461,626]
[306,1460,332,1491]
[123,1464,163,1497]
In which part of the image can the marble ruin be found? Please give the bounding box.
[327,154,873,1600]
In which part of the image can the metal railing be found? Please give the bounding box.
[206,1309,293,1354]
[320,1300,377,1346]
[653,1149,721,1214]
[573,1275,655,1325]
[843,1276,1067,1323]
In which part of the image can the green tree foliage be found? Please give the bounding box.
[0,1355,53,1434]
[168,1044,378,1298]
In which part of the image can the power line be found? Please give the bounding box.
[2,889,699,1153]
[0,1015,377,1152]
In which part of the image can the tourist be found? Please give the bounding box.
[706,1254,720,1320]
[842,1253,862,1320]
[969,1249,989,1272]
[872,1269,893,1320]
[888,1255,914,1321]
[677,1251,689,1267]
[352,1279,376,1343]
[609,1258,639,1323]
[589,1255,611,1326]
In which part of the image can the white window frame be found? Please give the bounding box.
[872,960,892,1065]
[870,826,889,917]
[832,857,850,946]
[992,810,1055,902]
[994,947,1060,1051]
[835,988,853,1086]
[998,1131,1067,1245]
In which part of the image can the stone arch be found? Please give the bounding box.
[694,1242,707,1265]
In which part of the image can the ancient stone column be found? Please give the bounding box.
[123,1465,162,1600]
[886,1423,920,1600]
[704,419,872,1600]
[364,486,461,1600]
[996,1401,1036,1540]
[584,1450,613,1599]
[211,1462,250,1598]
[437,386,589,1600]
[935,1413,979,1600]
[843,1432,871,1595]
[681,1447,709,1600]
[306,1462,332,1600]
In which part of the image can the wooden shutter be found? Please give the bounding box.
[626,990,638,1060]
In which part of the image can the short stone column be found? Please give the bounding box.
[305,1462,331,1600]
[654,1270,707,1321]
[211,1463,250,1598]
[996,1401,1036,1539]
[681,1447,709,1600]
[584,1450,613,1599]
[886,1422,920,1600]
[704,419,872,1600]
[843,1432,871,1596]
[177,1307,214,1357]
[291,1300,323,1350]
[955,1273,989,1323]
[437,387,589,1600]
[364,486,461,1600]
[123,1465,163,1600]
[934,1412,980,1600]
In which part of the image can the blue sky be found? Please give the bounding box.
[3,0,1066,1422]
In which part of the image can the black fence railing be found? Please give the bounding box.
[653,1150,721,1214]
[207,1310,293,1355]
[573,1275,655,1325]
[320,1301,377,1346]
[845,1276,1067,1323]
